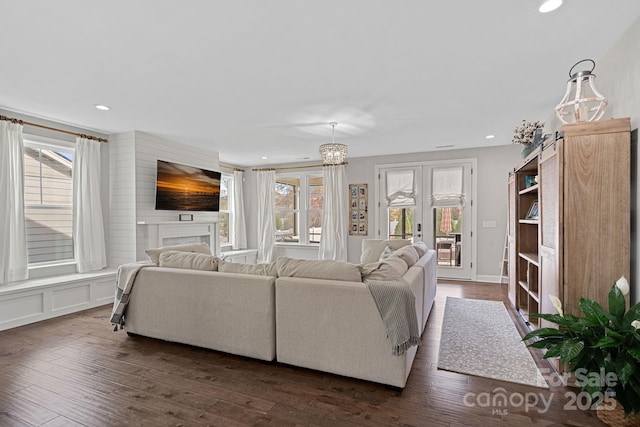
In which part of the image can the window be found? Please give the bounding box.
[275,174,323,244]
[275,177,300,242]
[219,174,233,249]
[308,177,323,243]
[388,207,414,240]
[384,167,416,241]
[23,140,74,265]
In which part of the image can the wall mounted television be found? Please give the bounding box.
[155,160,221,212]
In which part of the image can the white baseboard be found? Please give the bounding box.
[475,274,504,284]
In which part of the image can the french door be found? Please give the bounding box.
[377,160,475,280]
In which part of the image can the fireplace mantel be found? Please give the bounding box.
[137,220,219,256]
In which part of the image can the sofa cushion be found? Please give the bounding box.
[145,242,211,265]
[276,257,362,282]
[378,245,395,261]
[360,239,412,264]
[412,241,429,258]
[159,250,219,271]
[393,245,420,267]
[218,260,278,277]
[362,256,409,281]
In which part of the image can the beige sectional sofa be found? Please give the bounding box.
[124,267,277,361]
[120,240,437,388]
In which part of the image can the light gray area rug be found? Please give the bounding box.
[437,297,548,388]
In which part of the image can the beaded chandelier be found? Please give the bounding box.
[319,122,347,165]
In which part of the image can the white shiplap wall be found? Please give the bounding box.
[109,131,219,265]
[109,132,137,267]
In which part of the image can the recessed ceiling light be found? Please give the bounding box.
[485,134,496,139]
[95,104,110,111]
[539,0,563,13]
[261,156,268,160]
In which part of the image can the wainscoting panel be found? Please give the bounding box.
[0,270,116,331]
[222,249,258,264]
[274,245,320,260]
[52,283,91,313]
[0,293,44,324]
[93,278,116,304]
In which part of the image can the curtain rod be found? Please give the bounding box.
[218,162,245,172]
[252,161,347,172]
[0,115,108,143]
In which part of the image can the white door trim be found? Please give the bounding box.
[375,158,477,281]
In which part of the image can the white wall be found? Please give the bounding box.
[545,15,640,303]
[109,132,137,267]
[243,144,521,281]
[597,15,640,304]
[108,131,220,265]
[344,146,521,280]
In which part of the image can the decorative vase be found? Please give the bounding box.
[520,143,535,158]
[597,402,640,427]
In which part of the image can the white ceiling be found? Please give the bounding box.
[2,1,640,166]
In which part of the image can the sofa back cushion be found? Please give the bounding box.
[393,245,420,267]
[145,242,211,265]
[412,241,429,258]
[158,250,219,271]
[276,257,362,282]
[361,256,409,281]
[360,239,411,264]
[218,260,278,277]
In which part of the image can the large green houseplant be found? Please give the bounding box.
[523,278,640,417]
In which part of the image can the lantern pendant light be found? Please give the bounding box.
[554,59,608,124]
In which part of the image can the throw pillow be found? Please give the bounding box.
[145,242,211,265]
[362,256,409,281]
[393,245,420,267]
[412,241,429,258]
[276,257,363,283]
[360,239,412,264]
[159,251,219,271]
[378,245,395,261]
[218,260,278,277]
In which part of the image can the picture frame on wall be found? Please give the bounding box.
[349,183,368,236]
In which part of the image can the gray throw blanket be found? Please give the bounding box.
[110,262,150,330]
[364,277,421,356]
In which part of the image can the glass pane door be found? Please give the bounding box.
[434,207,462,267]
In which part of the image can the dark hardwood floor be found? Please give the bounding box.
[0,282,606,427]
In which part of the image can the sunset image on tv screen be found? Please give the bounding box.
[155,160,221,211]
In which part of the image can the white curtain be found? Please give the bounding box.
[386,169,416,207]
[232,170,247,249]
[431,166,465,207]
[256,170,275,263]
[0,120,28,283]
[319,164,348,261]
[73,137,107,273]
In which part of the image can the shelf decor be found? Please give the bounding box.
[525,200,539,219]
[554,59,608,124]
[349,183,368,235]
[513,120,545,158]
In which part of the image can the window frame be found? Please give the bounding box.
[23,134,78,278]
[275,172,323,246]
[219,173,234,251]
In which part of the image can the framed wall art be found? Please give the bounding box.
[349,183,368,236]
